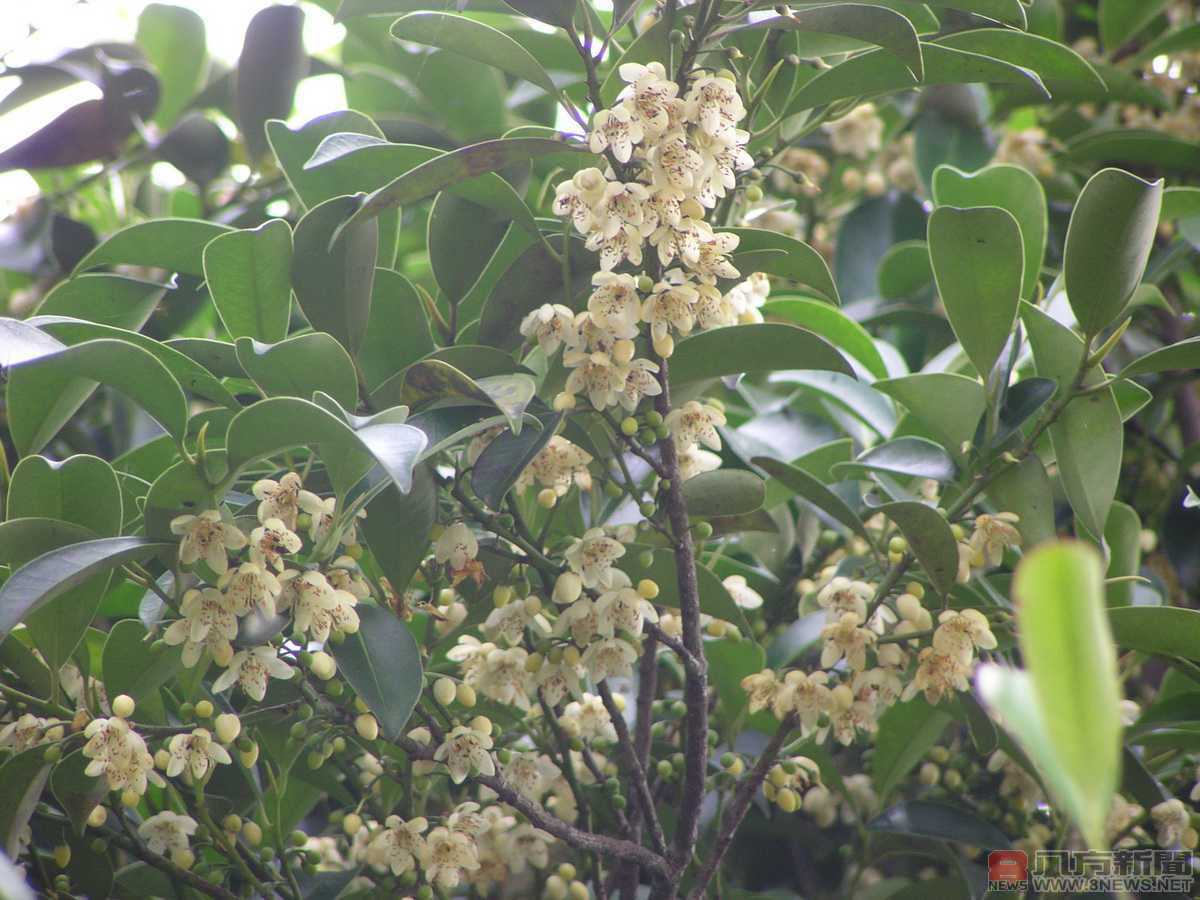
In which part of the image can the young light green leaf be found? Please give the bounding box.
[928,205,1023,378]
[1103,501,1141,607]
[1064,167,1164,336]
[0,537,173,642]
[235,334,358,410]
[136,3,207,128]
[1107,607,1200,661]
[203,219,293,343]
[1009,540,1122,849]
[932,164,1047,300]
[330,604,423,740]
[390,13,561,99]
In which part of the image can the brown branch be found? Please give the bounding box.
[686,715,797,899]
[599,680,667,855]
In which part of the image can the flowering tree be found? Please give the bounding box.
[1,0,1199,897]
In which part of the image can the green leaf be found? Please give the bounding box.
[875,373,986,452]
[358,269,436,390]
[330,604,422,740]
[788,43,1049,112]
[136,3,207,127]
[706,638,767,728]
[912,94,993,195]
[267,111,385,209]
[428,194,511,307]
[337,137,587,236]
[35,273,166,331]
[1099,0,1171,51]
[867,800,1011,849]
[471,413,559,510]
[873,698,953,800]
[291,195,378,357]
[764,299,887,379]
[1064,168,1164,337]
[837,194,928,302]
[50,750,107,837]
[925,0,1026,26]
[1066,129,1200,174]
[101,619,184,724]
[668,323,854,385]
[617,545,747,630]
[1121,336,1200,377]
[1103,501,1141,608]
[73,219,233,276]
[361,463,437,597]
[932,164,1047,300]
[1161,186,1200,221]
[0,537,173,642]
[773,370,898,437]
[501,0,576,29]
[1007,540,1122,849]
[235,5,307,159]
[725,228,839,304]
[934,29,1105,100]
[1021,303,1122,539]
[761,439,853,507]
[391,13,560,98]
[680,470,766,519]
[7,455,122,538]
[834,437,957,483]
[986,454,1056,550]
[730,6,923,79]
[879,500,960,596]
[1108,607,1200,661]
[226,397,427,495]
[752,457,872,544]
[6,336,189,455]
[0,749,51,858]
[928,205,1023,378]
[203,220,293,343]
[235,334,358,409]
[979,376,1056,448]
[374,360,535,435]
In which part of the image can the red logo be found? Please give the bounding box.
[988,850,1029,887]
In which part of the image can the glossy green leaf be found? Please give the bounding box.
[771,369,898,437]
[0,537,173,642]
[706,638,768,728]
[7,337,189,455]
[789,43,1049,112]
[291,195,377,357]
[0,749,51,858]
[1099,0,1171,51]
[877,240,933,300]
[928,205,1023,378]
[1121,336,1200,377]
[361,463,437,597]
[375,359,537,435]
[357,268,437,390]
[668,323,854,385]
[101,619,184,723]
[1108,607,1200,661]
[428,194,511,307]
[1021,303,1122,539]
[50,749,108,837]
[502,0,576,28]
[391,13,560,98]
[873,699,953,800]
[235,334,358,409]
[203,219,293,343]
[8,455,121,538]
[471,413,560,510]
[868,800,1011,849]
[912,92,993,194]
[934,29,1105,100]
[764,298,886,378]
[986,454,1056,549]
[752,457,872,544]
[73,219,232,276]
[680,470,766,520]
[731,6,923,79]
[35,272,166,331]
[1103,501,1141,607]
[880,500,960,596]
[267,111,385,207]
[331,604,423,740]
[725,228,839,304]
[235,5,307,158]
[834,437,957,483]
[875,373,985,451]
[932,164,1047,300]
[1009,540,1121,849]
[1066,129,1200,174]
[136,3,207,127]
[1064,168,1164,336]
[617,545,747,630]
[837,194,928,302]
[976,376,1056,449]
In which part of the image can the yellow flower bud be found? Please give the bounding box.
[906,581,925,600]
[155,749,171,770]
[652,334,674,358]
[214,713,241,744]
[194,699,214,719]
[568,881,590,900]
[456,683,477,707]
[222,814,242,833]
[355,714,380,741]
[706,619,727,638]
[918,762,940,785]
[831,683,854,711]
[612,339,636,365]
[538,488,558,508]
[433,678,457,707]
[553,392,576,411]
[776,787,799,812]
[769,765,789,787]
[727,757,745,776]
[112,694,135,719]
[562,645,582,668]
[342,813,364,836]
[121,789,140,808]
[524,594,543,615]
[554,572,583,605]
[493,585,513,607]
[545,875,568,900]
[526,653,544,673]
[242,820,263,846]
[171,848,195,871]
[637,579,659,599]
[87,805,108,829]
[470,715,492,735]
[309,651,337,680]
[611,693,626,712]
[558,863,577,880]
[239,742,260,767]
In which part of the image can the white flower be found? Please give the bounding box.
[482,600,549,646]
[587,272,643,339]
[519,303,578,355]
[969,512,1022,568]
[251,472,304,529]
[564,528,626,589]
[901,647,972,704]
[642,269,698,341]
[434,724,495,784]
[617,358,664,412]
[247,518,303,572]
[816,577,871,621]
[593,180,653,240]
[773,670,833,734]
[283,570,360,642]
[298,493,363,547]
[932,609,997,662]
[560,692,617,743]
[138,811,197,856]
[691,230,741,280]
[1151,798,1191,848]
[581,637,639,682]
[366,815,427,876]
[823,103,883,159]
[665,400,726,452]
[218,562,282,617]
[595,585,659,637]
[648,130,703,192]
[563,350,626,410]
[421,826,480,890]
[157,590,233,670]
[684,73,746,139]
[722,574,764,610]
[589,105,644,163]
[553,167,607,234]
[616,61,680,138]
[819,612,875,671]
[501,823,554,873]
[519,437,594,497]
[586,221,645,272]
[170,510,246,575]
[435,522,479,571]
[166,728,232,780]
[0,713,53,752]
[678,445,722,481]
[503,752,560,801]
[82,716,162,794]
[533,658,582,707]
[212,646,293,701]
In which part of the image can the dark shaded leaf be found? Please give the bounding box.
[472,413,560,510]
[879,500,960,596]
[235,5,308,158]
[331,604,422,739]
[868,801,1011,850]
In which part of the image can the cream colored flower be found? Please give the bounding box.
[642,269,699,341]
[298,493,363,547]
[435,522,478,571]
[901,647,972,704]
[553,167,606,234]
[823,103,883,159]
[932,609,997,661]
[587,272,643,339]
[247,518,303,572]
[212,646,293,701]
[564,528,626,590]
[433,724,495,784]
[741,669,778,714]
[421,826,481,890]
[617,358,664,412]
[251,472,304,528]
[502,823,554,873]
[678,445,722,481]
[1151,798,1191,848]
[820,612,875,671]
[595,584,659,638]
[773,670,833,734]
[666,400,726,453]
[684,73,746,139]
[170,510,246,575]
[816,577,871,621]
[218,562,282,617]
[560,692,617,743]
[593,181,653,241]
[616,61,680,138]
[482,599,549,646]
[0,713,53,752]
[589,105,644,163]
[581,637,639,682]
[503,752,560,802]
[969,512,1022,568]
[138,811,197,856]
[284,570,360,642]
[519,437,594,497]
[166,728,232,780]
[366,815,427,876]
[532,658,582,708]
[519,303,578,355]
[82,716,162,794]
[163,587,239,668]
